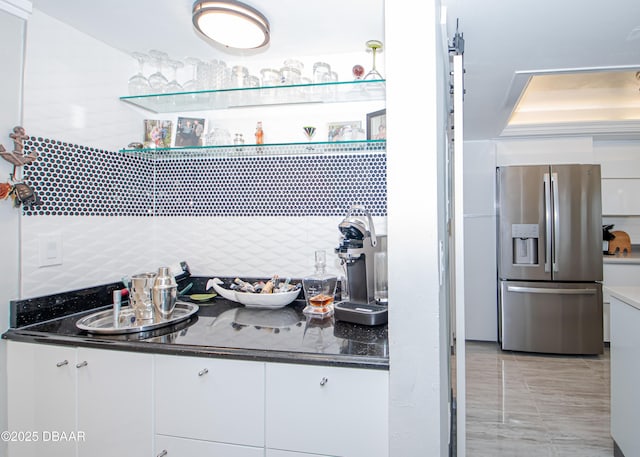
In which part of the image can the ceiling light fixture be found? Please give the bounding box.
[192,0,270,49]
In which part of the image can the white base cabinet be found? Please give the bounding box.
[603,263,640,342]
[154,355,264,452]
[8,342,388,457]
[266,363,388,457]
[267,450,334,457]
[610,296,640,457]
[7,342,77,457]
[155,435,264,457]
[7,342,153,457]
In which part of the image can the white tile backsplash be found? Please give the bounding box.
[21,215,386,297]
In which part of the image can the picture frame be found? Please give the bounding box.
[327,120,363,142]
[175,117,206,147]
[366,109,386,140]
[143,119,173,148]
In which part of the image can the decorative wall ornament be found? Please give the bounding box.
[0,126,42,207]
[1,126,38,168]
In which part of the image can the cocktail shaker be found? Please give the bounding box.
[152,267,178,320]
[130,272,157,321]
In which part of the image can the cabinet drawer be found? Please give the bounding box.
[155,435,264,457]
[267,450,337,457]
[266,363,388,457]
[155,355,264,446]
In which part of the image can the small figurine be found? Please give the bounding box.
[9,126,28,153]
[0,125,37,167]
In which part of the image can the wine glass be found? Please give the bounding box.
[128,52,151,95]
[182,57,201,92]
[363,40,384,80]
[147,50,169,93]
[303,126,316,150]
[164,59,184,94]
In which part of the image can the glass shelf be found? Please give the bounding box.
[120,79,386,113]
[120,139,386,160]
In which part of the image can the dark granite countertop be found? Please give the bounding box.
[2,279,389,370]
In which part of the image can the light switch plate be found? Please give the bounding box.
[38,233,63,267]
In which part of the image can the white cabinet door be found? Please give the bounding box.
[76,348,153,457]
[603,263,640,342]
[155,435,264,457]
[602,179,640,215]
[155,355,265,447]
[610,297,640,457]
[7,342,77,457]
[267,450,336,457]
[266,363,388,457]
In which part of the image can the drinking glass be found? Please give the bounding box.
[364,40,384,80]
[148,50,169,93]
[164,59,184,94]
[182,57,201,92]
[128,52,151,95]
[303,126,316,151]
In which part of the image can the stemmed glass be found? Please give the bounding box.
[128,52,151,95]
[182,57,201,92]
[165,59,184,94]
[147,50,169,93]
[363,40,384,80]
[303,126,316,150]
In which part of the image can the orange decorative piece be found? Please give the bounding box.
[608,230,632,255]
[0,182,11,200]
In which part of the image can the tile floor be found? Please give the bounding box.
[463,341,612,457]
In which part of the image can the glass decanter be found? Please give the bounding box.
[303,250,337,317]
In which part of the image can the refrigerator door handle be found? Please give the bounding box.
[551,172,559,273]
[543,173,552,273]
[506,285,598,295]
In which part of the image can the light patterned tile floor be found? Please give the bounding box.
[463,341,612,457]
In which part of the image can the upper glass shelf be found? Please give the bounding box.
[120,79,386,113]
[119,139,386,160]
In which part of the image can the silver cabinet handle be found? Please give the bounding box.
[157,451,168,457]
[320,377,328,386]
[76,361,88,368]
[198,368,209,377]
[56,360,69,367]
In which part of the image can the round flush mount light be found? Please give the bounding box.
[192,0,270,49]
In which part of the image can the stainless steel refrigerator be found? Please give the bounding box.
[497,164,603,355]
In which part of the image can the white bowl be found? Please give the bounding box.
[208,278,301,310]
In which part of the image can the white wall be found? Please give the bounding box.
[0,5,27,455]
[387,0,448,455]
[463,140,497,341]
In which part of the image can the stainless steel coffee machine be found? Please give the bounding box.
[334,205,388,325]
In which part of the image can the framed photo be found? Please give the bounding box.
[327,120,363,142]
[175,117,206,147]
[366,109,386,140]
[144,119,173,148]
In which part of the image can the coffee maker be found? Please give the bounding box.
[334,205,388,326]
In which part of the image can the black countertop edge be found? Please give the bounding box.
[2,329,389,370]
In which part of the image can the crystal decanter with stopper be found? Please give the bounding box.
[302,250,337,317]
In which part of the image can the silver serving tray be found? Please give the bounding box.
[76,302,199,335]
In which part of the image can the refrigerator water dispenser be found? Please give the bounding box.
[512,224,539,265]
